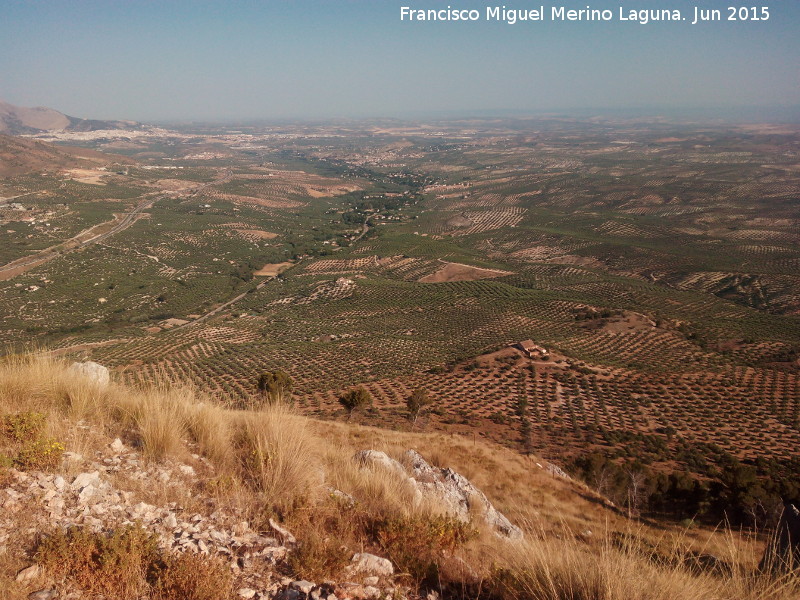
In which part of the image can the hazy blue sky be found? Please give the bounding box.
[1,0,798,121]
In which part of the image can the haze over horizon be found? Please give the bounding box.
[1,0,798,122]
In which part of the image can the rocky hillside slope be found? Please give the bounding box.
[0,355,795,600]
[0,134,133,177]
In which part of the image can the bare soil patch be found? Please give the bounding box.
[235,229,278,240]
[254,262,293,277]
[160,318,189,328]
[214,192,306,209]
[600,311,656,334]
[156,179,197,192]
[444,214,474,229]
[64,168,108,185]
[547,254,606,269]
[419,261,513,283]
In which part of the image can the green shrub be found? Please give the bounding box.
[1,412,46,442]
[1,412,64,471]
[16,437,64,470]
[338,386,373,420]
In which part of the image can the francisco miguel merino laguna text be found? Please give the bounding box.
[399,5,771,25]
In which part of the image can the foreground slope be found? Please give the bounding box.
[0,355,797,600]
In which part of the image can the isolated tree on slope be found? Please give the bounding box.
[257,370,294,406]
[406,388,434,428]
[338,386,372,421]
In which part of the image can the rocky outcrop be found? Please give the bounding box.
[545,463,571,480]
[353,450,406,476]
[353,449,523,540]
[68,361,110,386]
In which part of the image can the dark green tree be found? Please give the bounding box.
[256,370,294,405]
[338,386,372,421]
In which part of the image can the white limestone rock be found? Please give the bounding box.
[68,361,110,386]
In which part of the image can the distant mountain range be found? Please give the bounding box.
[0,100,141,135]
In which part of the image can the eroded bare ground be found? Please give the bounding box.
[418,261,514,283]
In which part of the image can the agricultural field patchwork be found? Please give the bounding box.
[1,117,799,507]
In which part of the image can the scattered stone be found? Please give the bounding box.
[269,518,297,545]
[326,487,356,508]
[110,438,126,453]
[28,589,57,600]
[237,588,257,599]
[362,586,381,599]
[291,580,315,594]
[63,452,83,463]
[163,512,178,528]
[71,471,101,491]
[77,484,98,504]
[349,553,394,577]
[363,576,379,586]
[352,450,406,476]
[15,564,41,582]
[545,463,571,480]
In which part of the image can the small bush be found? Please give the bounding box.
[288,506,356,581]
[235,405,318,510]
[153,552,233,600]
[1,412,63,471]
[36,525,232,600]
[35,525,160,599]
[1,412,46,441]
[371,515,477,586]
[15,437,64,470]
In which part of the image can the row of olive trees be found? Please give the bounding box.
[256,371,435,426]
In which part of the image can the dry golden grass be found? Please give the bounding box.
[234,405,321,511]
[488,521,800,600]
[1,353,798,599]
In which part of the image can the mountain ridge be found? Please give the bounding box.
[0,100,141,135]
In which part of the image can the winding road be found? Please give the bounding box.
[0,169,234,280]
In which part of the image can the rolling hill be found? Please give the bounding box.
[0,134,134,177]
[0,100,140,135]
